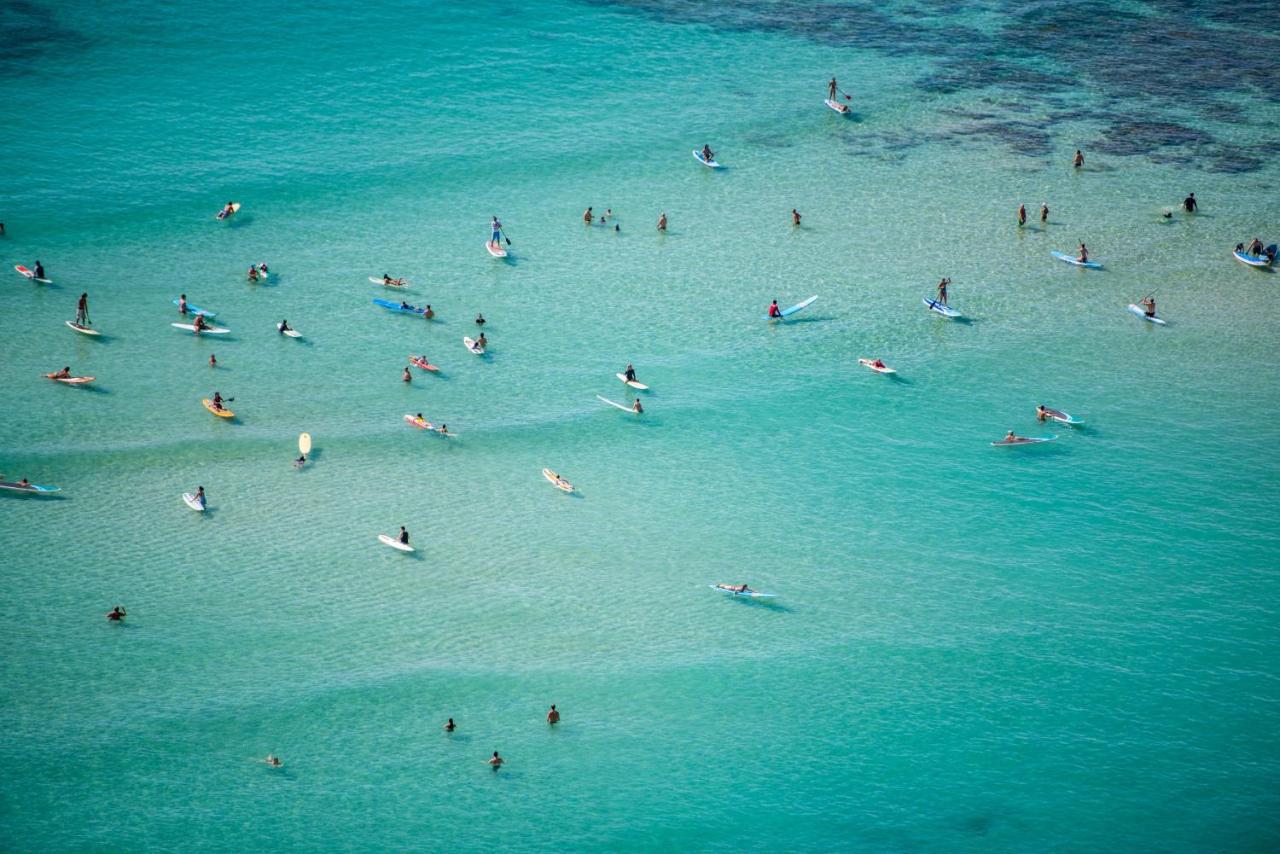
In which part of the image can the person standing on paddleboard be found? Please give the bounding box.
[937,277,951,306]
[75,292,89,326]
[828,77,838,100]
[490,216,502,248]
[1141,296,1156,318]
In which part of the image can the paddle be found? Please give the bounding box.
[840,89,853,102]
[500,227,511,246]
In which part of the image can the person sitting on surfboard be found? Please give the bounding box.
[624,364,637,383]
[279,319,291,335]
[414,413,425,426]
[1141,296,1156,317]
[34,261,45,279]
[477,333,487,349]
[398,527,410,546]
[1183,193,1197,213]
[870,359,886,370]
[107,605,126,621]
[1037,405,1050,422]
[193,313,208,333]
[1004,431,1020,442]
[632,399,643,414]
[475,313,485,326]
[700,145,715,163]
[52,366,71,379]
[1076,243,1089,263]
[768,300,782,318]
[937,277,950,305]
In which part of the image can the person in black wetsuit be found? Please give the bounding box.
[398,526,410,545]
[1183,193,1198,213]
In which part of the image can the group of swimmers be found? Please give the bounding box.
[582,207,621,232]
[246,262,269,282]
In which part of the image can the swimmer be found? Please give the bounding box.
[1040,203,1049,223]
[792,208,801,226]
[261,754,282,767]
[547,705,560,725]
[295,454,306,468]
[248,266,258,282]
[1073,149,1084,168]
[488,751,504,768]
[403,366,411,383]
[106,605,126,621]
[475,313,486,326]
[444,718,456,732]
[424,305,434,320]
[583,206,593,224]
[209,353,217,368]
[1183,193,1197,213]
[657,212,667,231]
[1017,204,1026,226]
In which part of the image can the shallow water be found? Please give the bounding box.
[2,0,1280,849]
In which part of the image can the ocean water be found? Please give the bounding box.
[3,0,1280,849]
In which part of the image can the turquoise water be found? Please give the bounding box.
[3,0,1280,849]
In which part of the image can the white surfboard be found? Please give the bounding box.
[597,394,641,414]
[66,321,100,336]
[616,373,649,390]
[183,492,206,511]
[858,358,897,375]
[378,533,415,552]
[172,322,229,334]
[298,433,312,455]
[369,276,408,287]
[542,468,575,492]
[464,336,485,354]
[276,322,302,338]
[486,241,508,258]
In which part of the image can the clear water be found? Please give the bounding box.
[3,0,1280,849]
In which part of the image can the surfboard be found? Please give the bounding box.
[276,322,302,338]
[1051,250,1102,269]
[378,533,415,552]
[15,265,52,284]
[709,585,776,598]
[65,321,100,336]
[173,322,229,334]
[183,492,206,511]
[765,295,818,321]
[824,98,850,114]
[215,202,241,220]
[858,359,896,375]
[369,276,409,287]
[464,337,485,355]
[1127,304,1166,325]
[991,436,1057,446]
[542,469,575,492]
[298,432,312,455]
[616,373,649,390]
[46,373,94,384]
[1232,247,1274,268]
[922,297,961,318]
[692,149,722,168]
[597,394,640,414]
[0,481,60,494]
[486,241,508,258]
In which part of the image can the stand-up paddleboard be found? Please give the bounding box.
[173,298,216,317]
[65,321,100,336]
[276,322,302,338]
[372,298,428,316]
[410,356,440,372]
[0,480,60,494]
[46,373,94,384]
[183,492,206,511]
[765,295,818,321]
[616,373,648,390]
[858,358,896,375]
[1041,408,1083,426]
[991,435,1057,446]
[369,276,409,287]
[542,468,575,492]
[464,337,484,355]
[596,394,640,414]
[15,265,53,284]
[378,533,415,552]
[922,297,961,318]
[709,584,776,599]
[1051,250,1102,269]
[298,433,312,456]
[1232,246,1275,267]
[215,202,241,220]
[202,399,234,418]
[486,241,508,258]
[692,149,722,169]
[1127,304,1166,325]
[173,322,230,334]
[824,98,850,114]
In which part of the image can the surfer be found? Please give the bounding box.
[700,144,715,163]
[870,359,887,370]
[1037,405,1050,422]
[657,212,667,231]
[477,332,487,349]
[106,605,126,621]
[1040,203,1049,223]
[178,295,189,315]
[717,583,751,594]
[1183,193,1198,213]
[382,274,405,286]
[792,208,801,226]
[828,77,838,100]
[398,526,410,546]
[34,261,45,279]
[1246,237,1264,256]
[193,313,209,334]
[424,305,434,320]
[262,754,282,767]
[547,705,560,725]
[1073,149,1084,168]
[768,300,782,318]
[75,292,89,325]
[16,478,30,488]
[1004,430,1020,442]
[488,751,504,768]
[51,366,71,379]
[1076,243,1089,263]
[490,215,502,248]
[209,354,217,368]
[444,718,456,732]
[1017,204,1026,226]
[402,366,411,383]
[195,486,206,506]
[248,265,258,282]
[219,202,236,219]
[632,399,644,414]
[583,206,593,224]
[414,413,425,425]
[211,392,225,411]
[1140,296,1156,318]
[278,319,291,335]
[475,313,486,326]
[624,364,637,383]
[937,277,951,305]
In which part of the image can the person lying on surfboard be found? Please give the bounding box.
[716,583,751,594]
[51,366,71,379]
[1077,243,1089,263]
[870,359,886,370]
[383,274,406,286]
[768,300,782,318]
[700,145,715,162]
[219,202,236,219]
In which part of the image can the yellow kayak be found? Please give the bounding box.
[202,398,234,418]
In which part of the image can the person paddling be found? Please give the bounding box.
[490,215,503,249]
[1076,243,1089,263]
[1140,296,1156,318]
[700,144,715,163]
[768,300,782,318]
[75,292,89,326]
[937,277,951,305]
